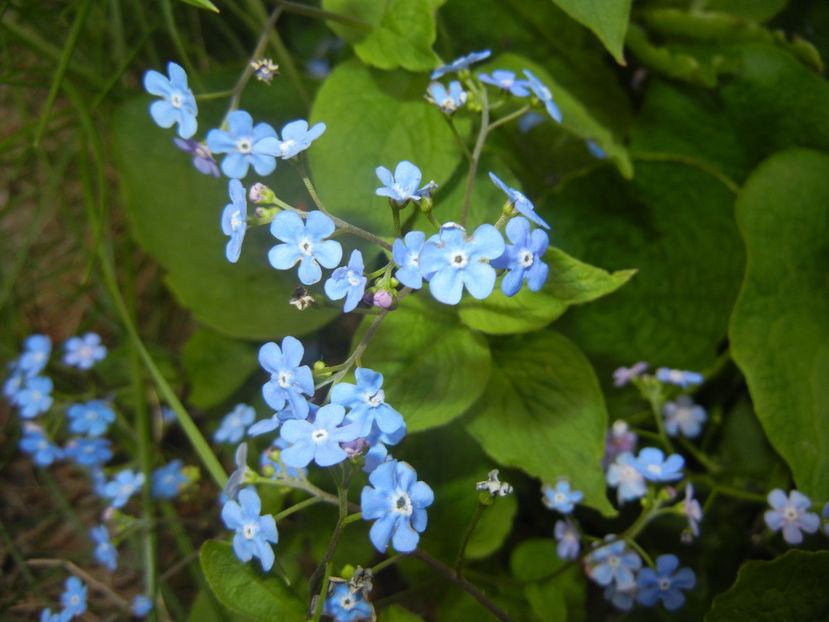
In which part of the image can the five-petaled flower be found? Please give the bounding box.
[392,230,428,289]
[19,426,63,466]
[63,332,107,370]
[361,460,434,553]
[67,400,115,437]
[491,216,549,296]
[636,554,696,610]
[61,576,87,618]
[214,404,256,444]
[331,367,405,438]
[662,396,707,438]
[324,249,367,313]
[764,488,820,544]
[419,222,505,305]
[277,119,326,159]
[221,179,247,263]
[554,519,580,560]
[279,403,361,468]
[143,62,198,138]
[632,447,685,483]
[587,537,642,589]
[104,469,145,509]
[375,161,434,205]
[268,210,342,285]
[18,334,51,377]
[489,172,550,229]
[258,337,314,419]
[606,451,647,504]
[479,70,531,97]
[221,486,279,571]
[541,479,583,514]
[656,367,703,389]
[206,110,280,179]
[151,460,189,499]
[425,81,467,114]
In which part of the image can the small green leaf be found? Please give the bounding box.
[182,327,259,408]
[322,0,438,71]
[458,247,635,335]
[308,59,462,238]
[177,0,219,12]
[360,295,491,433]
[550,0,631,64]
[200,540,306,621]
[465,331,614,515]
[706,550,829,621]
[729,149,829,500]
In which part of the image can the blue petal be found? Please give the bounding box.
[368,513,396,552]
[391,520,419,552]
[361,486,391,519]
[429,267,464,305]
[281,440,315,468]
[248,153,276,176]
[252,122,278,142]
[149,100,177,129]
[270,210,305,243]
[226,110,253,136]
[305,211,336,240]
[313,240,343,269]
[314,443,346,467]
[297,256,322,285]
[221,153,250,179]
[143,70,171,96]
[268,244,301,270]
[206,129,237,154]
[463,262,497,299]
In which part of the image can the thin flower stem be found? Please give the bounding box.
[455,502,487,578]
[227,6,283,115]
[645,390,674,453]
[27,559,130,608]
[486,104,531,133]
[343,512,364,526]
[626,538,655,569]
[254,473,360,513]
[195,88,235,100]
[410,549,515,622]
[447,117,472,161]
[274,495,323,521]
[677,437,720,473]
[370,553,404,575]
[272,0,373,29]
[461,86,490,227]
[319,312,389,390]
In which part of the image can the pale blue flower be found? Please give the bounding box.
[662,396,707,438]
[61,576,87,617]
[151,460,188,499]
[587,537,641,589]
[541,479,583,514]
[324,249,367,313]
[221,486,279,571]
[375,161,434,205]
[258,337,314,418]
[16,376,53,418]
[656,367,703,389]
[91,525,117,570]
[104,469,145,508]
[425,80,467,114]
[19,427,63,466]
[65,437,112,467]
[206,110,280,179]
[143,62,198,138]
[479,70,530,97]
[764,488,820,544]
[221,179,247,263]
[489,171,549,229]
[330,367,404,438]
[636,554,696,610]
[268,210,342,285]
[214,404,256,444]
[63,332,106,370]
[132,595,153,617]
[521,69,562,123]
[554,519,580,560]
[490,216,549,296]
[279,403,361,468]
[19,334,51,377]
[67,400,115,437]
[324,583,374,621]
[633,447,685,483]
[419,222,505,305]
[277,119,326,159]
[606,451,647,504]
[431,49,491,79]
[361,460,434,553]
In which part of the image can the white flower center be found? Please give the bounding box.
[86,410,97,420]
[70,595,80,605]
[32,352,45,362]
[646,463,662,476]
[231,210,244,232]
[312,429,328,444]
[782,505,798,522]
[237,138,253,154]
[658,578,672,591]
[170,93,183,108]
[347,270,361,286]
[451,251,468,269]
[280,139,296,156]
[519,250,534,268]
[393,492,413,516]
[607,555,620,568]
[38,440,48,450]
[340,594,355,610]
[31,391,42,401]
[79,345,93,360]
[553,492,567,505]
[230,416,240,427]
[243,523,257,539]
[277,371,292,388]
[669,369,683,383]
[367,389,385,407]
[299,238,314,255]
[620,465,639,482]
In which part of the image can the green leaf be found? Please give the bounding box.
[186,590,250,622]
[308,59,462,238]
[181,327,259,408]
[549,161,744,373]
[510,539,586,622]
[550,0,631,64]
[706,550,829,621]
[707,0,789,22]
[729,149,829,500]
[323,0,437,71]
[458,246,635,335]
[377,605,424,622]
[488,53,633,179]
[199,540,306,621]
[111,94,338,340]
[465,331,614,515]
[177,0,219,12]
[360,295,491,433]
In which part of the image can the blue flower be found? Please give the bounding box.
[541,479,583,514]
[143,62,198,138]
[375,161,434,205]
[491,216,549,296]
[362,423,406,473]
[636,554,696,610]
[173,137,220,177]
[152,460,188,499]
[662,396,707,438]
[655,367,704,389]
[764,488,820,544]
[39,608,66,622]
[277,119,326,159]
[587,537,641,589]
[517,111,546,133]
[67,400,115,437]
[479,70,531,97]
[61,576,87,617]
[65,437,112,467]
[489,172,549,229]
[606,452,647,504]
[425,80,467,114]
[132,594,153,617]
[431,49,491,79]
[215,403,256,444]
[63,332,107,370]
[604,583,637,612]
[19,427,63,466]
[612,362,648,387]
[419,222,505,305]
[221,179,247,263]
[19,334,51,377]
[90,525,117,570]
[603,420,637,466]
[681,483,702,541]
[206,110,280,179]
[258,338,314,418]
[323,583,375,622]
[221,486,279,571]
[554,519,580,560]
[324,249,367,312]
[16,376,54,418]
[260,442,305,479]
[361,460,434,553]
[521,69,562,123]
[279,404,361,468]
[633,447,684,483]
[392,231,428,289]
[104,469,145,509]
[268,210,342,285]
[3,368,25,403]
[330,367,405,438]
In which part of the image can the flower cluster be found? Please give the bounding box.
[40,576,87,622]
